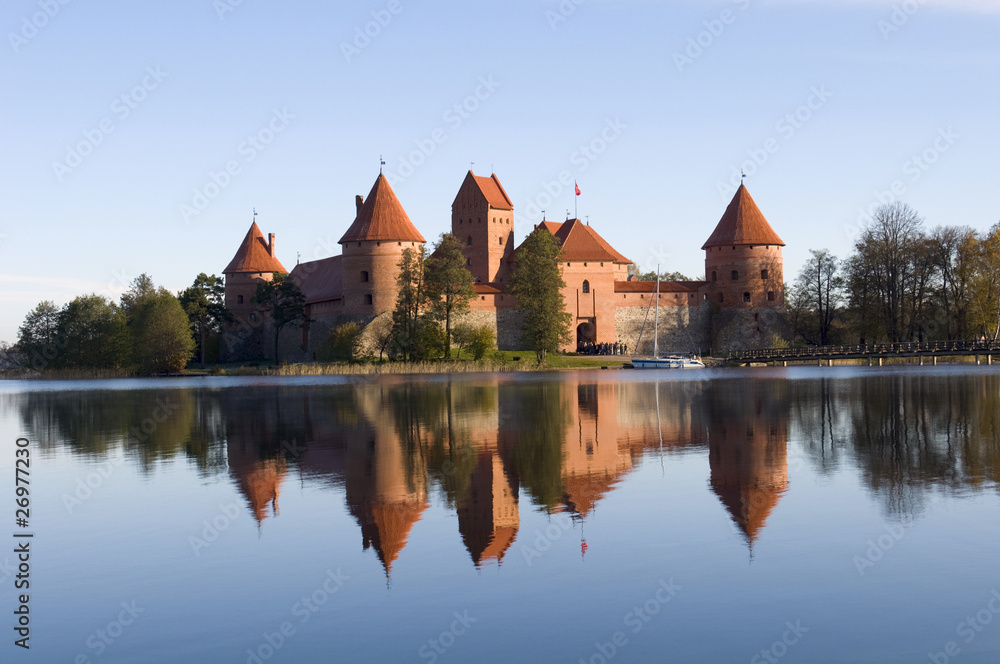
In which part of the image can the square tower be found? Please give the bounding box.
[451,171,515,285]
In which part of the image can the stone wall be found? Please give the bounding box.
[615,302,712,355]
[711,307,791,353]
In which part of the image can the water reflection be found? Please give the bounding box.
[14,371,1000,574]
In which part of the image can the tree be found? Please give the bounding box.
[131,288,196,374]
[16,300,62,369]
[792,249,843,346]
[179,273,230,365]
[425,233,476,359]
[467,324,496,360]
[120,273,156,318]
[846,202,926,342]
[928,226,976,339]
[57,295,129,369]
[318,322,361,362]
[252,274,307,363]
[509,227,571,363]
[968,224,1000,339]
[628,265,693,282]
[390,247,429,360]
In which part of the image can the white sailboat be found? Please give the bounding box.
[631,266,705,370]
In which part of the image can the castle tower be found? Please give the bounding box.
[340,173,426,317]
[223,220,288,327]
[451,171,515,285]
[703,184,785,309]
[456,452,519,568]
[707,383,789,550]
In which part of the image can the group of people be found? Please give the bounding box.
[579,341,629,356]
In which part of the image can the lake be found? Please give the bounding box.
[2,367,1000,663]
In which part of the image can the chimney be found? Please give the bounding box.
[268,233,275,257]
[356,195,364,216]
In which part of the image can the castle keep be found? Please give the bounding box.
[222,170,786,360]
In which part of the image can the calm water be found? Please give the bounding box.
[2,367,1000,663]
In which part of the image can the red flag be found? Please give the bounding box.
[575,182,581,196]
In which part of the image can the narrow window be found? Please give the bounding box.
[361,271,369,283]
[731,270,739,280]
[237,295,244,304]
[364,294,373,305]
[767,291,776,302]
[498,237,503,245]
[467,236,473,246]
[761,269,769,280]
[712,271,717,282]
[249,313,257,322]
[582,280,590,294]
[466,258,472,266]
[743,292,751,303]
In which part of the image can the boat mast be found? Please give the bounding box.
[654,264,660,359]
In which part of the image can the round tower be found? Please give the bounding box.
[339,173,426,318]
[223,220,288,327]
[703,183,785,310]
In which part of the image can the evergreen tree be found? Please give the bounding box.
[252,273,307,363]
[390,246,433,361]
[16,300,62,369]
[509,227,571,363]
[425,233,476,359]
[179,273,230,365]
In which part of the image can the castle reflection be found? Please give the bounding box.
[219,377,790,573]
[21,371,1000,577]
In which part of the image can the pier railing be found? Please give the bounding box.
[728,339,1000,363]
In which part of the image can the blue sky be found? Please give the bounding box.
[1,0,998,343]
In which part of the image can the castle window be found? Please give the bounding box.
[398,242,402,246]
[584,263,588,267]
[582,280,590,294]
[761,269,769,280]
[711,271,717,282]
[493,217,496,223]
[466,259,472,266]
[249,313,258,322]
[361,271,369,283]
[718,293,724,303]
[364,294,373,305]
[237,295,244,304]
[768,291,776,302]
[731,270,739,280]
[743,292,751,303]
[600,262,604,267]
[498,237,503,245]
[467,236,473,246]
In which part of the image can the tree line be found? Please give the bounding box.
[12,273,232,374]
[789,201,1000,346]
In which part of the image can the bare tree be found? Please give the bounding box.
[792,249,843,346]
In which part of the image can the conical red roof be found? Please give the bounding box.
[702,184,785,249]
[339,174,426,244]
[224,222,288,274]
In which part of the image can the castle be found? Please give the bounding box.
[221,170,787,360]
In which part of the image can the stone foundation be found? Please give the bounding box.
[615,303,712,355]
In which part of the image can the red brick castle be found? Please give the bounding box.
[221,171,787,360]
